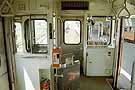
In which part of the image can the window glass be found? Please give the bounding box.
[64,20,81,44]
[124,15,135,32]
[87,17,112,45]
[24,19,48,53]
[15,22,23,52]
[124,15,135,42]
[34,20,47,44]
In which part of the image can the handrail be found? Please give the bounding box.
[118,0,131,19]
[107,0,117,20]
[0,0,15,17]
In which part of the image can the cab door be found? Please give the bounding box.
[56,17,83,90]
[59,17,84,73]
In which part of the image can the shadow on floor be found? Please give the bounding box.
[80,76,113,90]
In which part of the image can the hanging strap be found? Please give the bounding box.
[107,0,117,20]
[118,0,131,19]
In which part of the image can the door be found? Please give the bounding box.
[59,17,84,73]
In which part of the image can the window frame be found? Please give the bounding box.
[63,19,81,45]
[87,16,112,46]
[24,18,48,53]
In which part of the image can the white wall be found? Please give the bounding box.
[86,47,114,76]
[118,42,135,89]
[15,53,51,90]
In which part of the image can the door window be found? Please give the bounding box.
[64,20,81,44]
[87,17,112,46]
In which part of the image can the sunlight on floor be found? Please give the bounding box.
[23,67,36,90]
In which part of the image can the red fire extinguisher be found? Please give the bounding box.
[40,79,50,90]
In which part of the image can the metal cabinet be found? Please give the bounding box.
[86,48,114,76]
[57,62,80,90]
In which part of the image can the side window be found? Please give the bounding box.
[87,17,112,46]
[64,20,81,44]
[124,15,135,42]
[34,20,48,44]
[24,19,48,53]
[15,22,23,52]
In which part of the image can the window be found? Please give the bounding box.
[34,20,48,44]
[24,19,48,53]
[124,15,135,42]
[87,17,112,46]
[15,22,23,52]
[64,20,81,44]
[124,15,135,33]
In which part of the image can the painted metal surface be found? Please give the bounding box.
[118,42,135,89]
[15,54,51,90]
[86,48,114,76]
[0,19,9,90]
[57,62,80,90]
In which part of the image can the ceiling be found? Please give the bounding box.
[0,0,135,8]
[0,0,135,15]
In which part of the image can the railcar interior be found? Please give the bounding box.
[0,0,135,90]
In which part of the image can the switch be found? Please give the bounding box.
[57,54,60,59]
[108,52,111,56]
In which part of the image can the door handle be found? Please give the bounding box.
[0,56,1,67]
[86,52,88,56]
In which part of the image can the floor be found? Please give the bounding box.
[80,76,113,90]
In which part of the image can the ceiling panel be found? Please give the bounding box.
[0,0,3,5]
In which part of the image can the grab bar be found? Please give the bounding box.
[118,0,131,19]
[107,0,117,20]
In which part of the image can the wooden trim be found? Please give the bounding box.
[124,32,135,43]
[124,32,135,41]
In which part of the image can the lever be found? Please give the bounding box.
[89,61,92,63]
[54,74,64,78]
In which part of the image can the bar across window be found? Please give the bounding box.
[64,20,81,44]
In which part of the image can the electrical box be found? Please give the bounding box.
[52,48,60,68]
